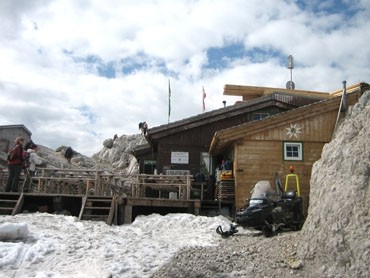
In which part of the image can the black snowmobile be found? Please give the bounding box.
[235,180,304,237]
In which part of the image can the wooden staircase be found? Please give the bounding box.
[0,193,24,216]
[78,196,116,225]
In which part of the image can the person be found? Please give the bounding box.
[64,146,73,163]
[24,139,35,151]
[26,144,43,177]
[5,136,25,192]
[139,122,148,136]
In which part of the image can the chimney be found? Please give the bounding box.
[340,80,347,112]
[222,100,226,108]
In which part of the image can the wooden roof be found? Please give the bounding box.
[329,82,370,97]
[146,92,321,141]
[209,89,364,154]
[131,142,152,157]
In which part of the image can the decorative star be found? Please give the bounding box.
[286,123,302,138]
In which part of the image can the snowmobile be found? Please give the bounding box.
[235,180,304,237]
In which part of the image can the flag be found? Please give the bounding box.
[202,86,206,113]
[168,79,171,122]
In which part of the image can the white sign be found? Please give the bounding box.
[171,152,189,164]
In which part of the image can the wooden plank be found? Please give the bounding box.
[78,196,87,220]
[124,205,132,224]
[0,199,17,202]
[106,197,115,226]
[126,198,191,208]
[86,198,112,202]
[0,207,15,211]
[12,193,24,216]
[84,206,111,210]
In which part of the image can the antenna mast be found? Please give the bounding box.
[286,55,295,90]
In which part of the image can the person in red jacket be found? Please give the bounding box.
[5,136,25,192]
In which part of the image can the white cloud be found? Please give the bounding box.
[0,0,369,156]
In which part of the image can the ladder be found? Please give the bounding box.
[0,193,24,216]
[78,196,116,225]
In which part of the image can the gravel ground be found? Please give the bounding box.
[152,92,370,278]
[152,228,309,278]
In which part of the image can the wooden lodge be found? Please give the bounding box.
[209,82,369,212]
[132,87,331,213]
[135,89,328,176]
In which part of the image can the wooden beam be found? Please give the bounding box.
[12,193,24,216]
[124,205,132,224]
[223,84,329,99]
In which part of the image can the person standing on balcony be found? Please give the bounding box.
[5,136,25,192]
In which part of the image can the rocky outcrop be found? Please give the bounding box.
[92,134,147,174]
[297,90,370,277]
[1,134,146,174]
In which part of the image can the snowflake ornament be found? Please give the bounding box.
[286,123,302,138]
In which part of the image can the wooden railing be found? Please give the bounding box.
[131,174,193,200]
[0,169,201,201]
[30,168,127,196]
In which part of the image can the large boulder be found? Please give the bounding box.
[297,91,370,277]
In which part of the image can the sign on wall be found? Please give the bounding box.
[171,152,189,164]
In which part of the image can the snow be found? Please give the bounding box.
[0,213,231,277]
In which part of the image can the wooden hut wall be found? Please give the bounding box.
[155,123,217,174]
[244,111,338,142]
[233,140,325,211]
[151,106,290,175]
[232,108,340,212]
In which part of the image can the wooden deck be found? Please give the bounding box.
[0,192,202,225]
[0,169,220,224]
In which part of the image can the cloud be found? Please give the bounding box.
[0,0,369,156]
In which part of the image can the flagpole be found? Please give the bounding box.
[168,79,171,123]
[202,86,206,113]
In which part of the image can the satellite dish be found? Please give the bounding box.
[286,81,295,90]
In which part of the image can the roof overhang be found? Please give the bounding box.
[131,143,153,158]
[223,84,330,101]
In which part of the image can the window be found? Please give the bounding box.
[143,160,156,174]
[253,113,270,120]
[283,142,303,161]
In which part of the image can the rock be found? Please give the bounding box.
[287,259,304,269]
[296,90,370,277]
[1,133,145,174]
[103,138,114,148]
[0,223,29,241]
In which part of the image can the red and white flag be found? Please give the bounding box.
[202,86,206,113]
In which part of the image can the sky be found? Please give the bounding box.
[0,0,369,156]
[0,212,235,277]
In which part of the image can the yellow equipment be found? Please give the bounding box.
[284,165,301,196]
